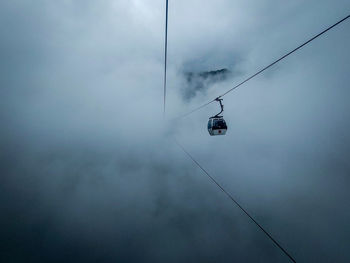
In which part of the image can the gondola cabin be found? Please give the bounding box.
[208,116,227,136]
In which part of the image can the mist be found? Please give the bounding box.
[1,0,350,262]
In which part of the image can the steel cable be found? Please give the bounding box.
[175,138,297,263]
[175,14,350,119]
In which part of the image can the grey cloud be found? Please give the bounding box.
[1,0,350,262]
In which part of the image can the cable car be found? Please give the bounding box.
[208,97,227,136]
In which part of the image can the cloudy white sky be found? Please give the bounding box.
[1,0,350,262]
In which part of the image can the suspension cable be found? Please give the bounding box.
[175,138,297,262]
[163,0,169,116]
[176,14,350,119]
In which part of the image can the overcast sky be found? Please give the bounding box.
[1,1,350,262]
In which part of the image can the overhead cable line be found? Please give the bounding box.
[176,14,350,119]
[174,138,297,262]
[163,0,169,115]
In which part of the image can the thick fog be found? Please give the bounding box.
[1,0,350,262]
